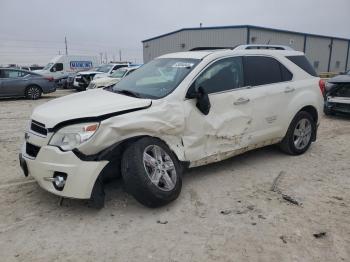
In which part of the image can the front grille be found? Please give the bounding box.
[26,143,41,158]
[31,120,47,136]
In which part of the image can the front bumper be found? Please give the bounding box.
[20,143,108,199]
[325,97,350,114]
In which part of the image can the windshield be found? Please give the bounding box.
[111,68,127,78]
[95,64,113,73]
[110,58,199,99]
[43,63,54,70]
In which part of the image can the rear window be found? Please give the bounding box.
[286,55,317,77]
[243,56,292,87]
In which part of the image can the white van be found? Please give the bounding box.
[35,55,98,80]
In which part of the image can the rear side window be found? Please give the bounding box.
[243,56,292,87]
[286,55,317,77]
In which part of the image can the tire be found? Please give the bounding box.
[279,111,316,155]
[25,85,42,100]
[88,177,105,209]
[121,137,182,208]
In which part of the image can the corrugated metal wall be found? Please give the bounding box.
[304,36,331,73]
[143,26,350,73]
[143,28,247,62]
[329,39,348,72]
[249,29,304,51]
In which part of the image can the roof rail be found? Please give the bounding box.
[189,47,232,51]
[234,44,294,51]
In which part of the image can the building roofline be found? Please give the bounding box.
[142,25,350,43]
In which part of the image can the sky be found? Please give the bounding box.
[0,0,349,66]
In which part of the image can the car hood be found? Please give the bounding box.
[328,74,350,84]
[79,70,106,75]
[92,77,120,85]
[31,89,152,128]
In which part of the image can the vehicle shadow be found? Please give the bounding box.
[42,145,284,213]
[323,113,350,121]
[9,144,285,216]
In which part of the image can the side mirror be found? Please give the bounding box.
[195,86,211,115]
[51,67,56,72]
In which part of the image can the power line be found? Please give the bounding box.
[0,37,142,50]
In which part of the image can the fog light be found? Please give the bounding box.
[44,172,67,191]
[54,176,66,188]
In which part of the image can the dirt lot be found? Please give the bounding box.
[0,89,349,262]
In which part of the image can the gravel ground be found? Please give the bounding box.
[0,89,349,262]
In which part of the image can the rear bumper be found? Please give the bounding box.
[20,144,108,199]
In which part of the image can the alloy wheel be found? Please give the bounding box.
[27,87,40,99]
[293,118,312,150]
[143,145,177,191]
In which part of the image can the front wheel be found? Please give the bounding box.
[279,111,316,155]
[25,85,42,100]
[121,137,182,207]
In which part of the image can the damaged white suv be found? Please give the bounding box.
[20,45,324,208]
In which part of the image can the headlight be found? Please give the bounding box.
[49,122,99,151]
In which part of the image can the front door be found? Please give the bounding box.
[182,56,258,165]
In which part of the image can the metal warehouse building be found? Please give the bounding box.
[142,25,350,73]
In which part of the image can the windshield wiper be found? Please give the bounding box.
[115,89,142,98]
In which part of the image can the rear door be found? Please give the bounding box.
[242,55,294,143]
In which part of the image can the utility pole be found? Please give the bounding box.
[99,52,103,64]
[104,52,108,63]
[119,49,122,61]
[65,36,68,55]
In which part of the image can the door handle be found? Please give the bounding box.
[234,97,250,105]
[284,86,295,93]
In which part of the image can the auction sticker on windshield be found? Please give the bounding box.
[172,62,194,68]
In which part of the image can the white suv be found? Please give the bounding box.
[19,45,324,208]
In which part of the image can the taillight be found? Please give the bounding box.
[45,76,54,82]
[319,79,326,96]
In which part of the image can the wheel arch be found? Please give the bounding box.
[284,104,319,142]
[25,83,43,92]
[75,135,187,187]
[25,84,43,97]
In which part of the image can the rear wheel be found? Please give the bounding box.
[25,85,42,100]
[280,111,316,155]
[121,137,182,207]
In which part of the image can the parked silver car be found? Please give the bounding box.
[0,68,56,99]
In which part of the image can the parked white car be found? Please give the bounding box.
[73,63,130,91]
[20,45,324,208]
[87,66,140,90]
